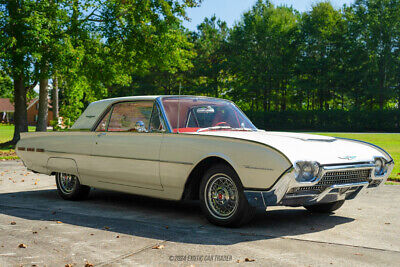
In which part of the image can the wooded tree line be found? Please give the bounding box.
[127,0,400,113]
[1,0,400,143]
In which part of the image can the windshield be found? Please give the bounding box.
[161,96,257,132]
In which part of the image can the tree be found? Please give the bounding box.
[1,0,202,139]
[33,1,69,131]
[0,70,12,98]
[0,1,43,143]
[191,15,229,97]
[57,0,200,121]
[227,0,299,111]
[52,76,59,121]
[352,0,400,109]
[298,1,345,110]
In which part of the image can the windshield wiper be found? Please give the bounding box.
[197,126,256,132]
[230,127,256,131]
[197,126,232,132]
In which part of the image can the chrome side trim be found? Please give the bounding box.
[159,160,193,165]
[45,150,193,165]
[46,150,90,156]
[97,180,163,191]
[90,154,161,162]
[243,165,273,171]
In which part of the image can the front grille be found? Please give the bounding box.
[290,168,372,194]
[318,169,371,186]
[297,185,326,193]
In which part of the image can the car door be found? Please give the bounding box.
[90,100,165,190]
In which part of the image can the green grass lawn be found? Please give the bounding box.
[0,124,35,159]
[0,124,399,181]
[0,124,15,143]
[316,133,399,181]
[0,124,35,143]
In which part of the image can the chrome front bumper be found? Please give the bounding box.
[245,161,395,209]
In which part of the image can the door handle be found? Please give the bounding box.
[97,132,106,137]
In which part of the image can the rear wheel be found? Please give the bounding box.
[55,173,90,200]
[199,164,255,227]
[304,200,345,213]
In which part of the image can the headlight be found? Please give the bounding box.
[374,158,386,176]
[294,161,320,182]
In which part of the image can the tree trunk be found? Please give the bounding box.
[12,75,28,143]
[52,76,59,121]
[378,70,385,110]
[355,88,360,109]
[310,91,313,110]
[262,86,268,112]
[36,78,48,132]
[267,75,272,111]
[214,76,218,98]
[281,79,287,111]
[319,90,324,110]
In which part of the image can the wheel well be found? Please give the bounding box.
[181,156,235,201]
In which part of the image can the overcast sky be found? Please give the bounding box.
[183,0,355,31]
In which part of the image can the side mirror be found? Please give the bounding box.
[135,121,147,133]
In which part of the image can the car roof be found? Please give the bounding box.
[71,95,228,130]
[91,95,160,104]
[91,95,224,103]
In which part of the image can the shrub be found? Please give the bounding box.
[244,109,400,132]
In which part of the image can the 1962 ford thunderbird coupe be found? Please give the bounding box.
[16,96,394,226]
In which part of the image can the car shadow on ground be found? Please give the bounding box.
[0,188,355,245]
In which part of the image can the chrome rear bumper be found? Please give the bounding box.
[245,161,394,209]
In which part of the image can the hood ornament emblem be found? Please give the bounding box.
[339,155,356,160]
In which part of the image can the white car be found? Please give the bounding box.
[16,96,394,227]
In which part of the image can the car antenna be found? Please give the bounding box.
[177,83,181,134]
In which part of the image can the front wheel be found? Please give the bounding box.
[199,164,255,227]
[304,200,345,213]
[55,173,90,200]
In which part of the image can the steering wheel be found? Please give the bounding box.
[213,121,230,127]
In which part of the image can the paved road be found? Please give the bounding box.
[1,160,400,266]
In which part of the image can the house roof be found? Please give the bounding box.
[0,97,52,112]
[0,98,14,112]
[26,97,52,109]
[27,98,39,110]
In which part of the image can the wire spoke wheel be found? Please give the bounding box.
[57,173,77,194]
[205,173,239,220]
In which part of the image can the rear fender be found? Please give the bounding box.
[46,157,80,177]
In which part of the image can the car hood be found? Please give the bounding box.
[193,130,389,165]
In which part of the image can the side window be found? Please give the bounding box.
[95,109,112,132]
[149,104,166,132]
[107,101,153,132]
[186,110,198,127]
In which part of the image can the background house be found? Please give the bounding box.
[0,98,53,126]
[0,98,14,123]
[26,98,53,126]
